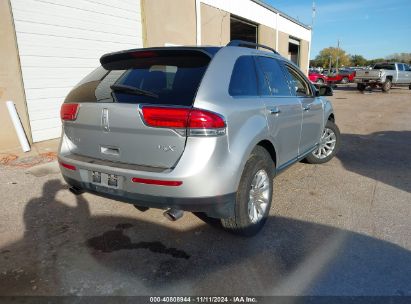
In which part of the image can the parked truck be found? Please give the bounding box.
[354,62,411,92]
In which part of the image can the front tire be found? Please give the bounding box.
[305,120,341,164]
[316,78,325,85]
[221,146,273,236]
[357,83,366,91]
[341,77,349,84]
[382,79,392,92]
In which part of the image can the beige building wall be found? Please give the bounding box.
[141,0,197,47]
[201,3,230,46]
[299,39,310,75]
[258,24,276,50]
[277,31,289,59]
[0,0,31,152]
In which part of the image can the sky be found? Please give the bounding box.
[265,0,411,60]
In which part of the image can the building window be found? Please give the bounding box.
[288,37,300,66]
[230,16,258,44]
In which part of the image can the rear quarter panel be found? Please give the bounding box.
[193,47,274,191]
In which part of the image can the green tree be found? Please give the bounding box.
[350,54,367,67]
[367,58,386,66]
[386,53,411,64]
[313,47,351,68]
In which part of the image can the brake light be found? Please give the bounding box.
[142,107,190,128]
[131,177,182,186]
[130,51,157,58]
[188,109,226,129]
[60,103,79,121]
[59,161,76,171]
[141,106,226,136]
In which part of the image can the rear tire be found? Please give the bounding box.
[305,120,341,164]
[357,83,366,91]
[221,146,273,237]
[382,79,392,92]
[341,77,349,84]
[316,78,325,84]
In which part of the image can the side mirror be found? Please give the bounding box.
[314,84,333,96]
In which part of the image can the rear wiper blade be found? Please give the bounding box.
[110,84,158,98]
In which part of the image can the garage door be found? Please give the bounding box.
[10,0,143,142]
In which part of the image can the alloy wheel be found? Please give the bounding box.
[248,169,270,223]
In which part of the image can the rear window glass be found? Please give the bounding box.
[111,53,210,106]
[229,56,258,96]
[373,64,395,70]
[66,51,211,106]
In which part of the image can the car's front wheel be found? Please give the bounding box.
[382,79,392,92]
[357,83,366,91]
[221,146,273,236]
[305,120,341,164]
[341,76,349,84]
[316,78,325,84]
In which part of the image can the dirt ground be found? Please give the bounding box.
[0,85,410,296]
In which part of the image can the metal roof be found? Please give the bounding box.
[251,0,312,31]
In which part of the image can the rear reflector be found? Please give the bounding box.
[61,103,79,121]
[141,106,226,130]
[131,177,182,187]
[59,162,76,171]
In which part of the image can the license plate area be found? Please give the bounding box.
[90,171,122,189]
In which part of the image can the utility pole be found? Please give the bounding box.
[329,55,332,72]
[310,1,316,69]
[336,39,340,72]
[311,1,316,29]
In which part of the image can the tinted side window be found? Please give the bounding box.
[398,64,405,71]
[229,56,258,96]
[285,65,312,97]
[255,57,291,96]
[374,64,395,70]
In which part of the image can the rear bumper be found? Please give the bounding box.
[354,78,382,84]
[63,176,235,218]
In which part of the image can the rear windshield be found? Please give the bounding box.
[65,51,211,106]
[373,63,395,70]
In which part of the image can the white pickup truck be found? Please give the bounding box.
[354,62,411,92]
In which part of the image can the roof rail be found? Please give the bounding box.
[227,40,279,55]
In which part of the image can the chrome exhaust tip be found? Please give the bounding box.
[69,186,84,195]
[163,209,184,221]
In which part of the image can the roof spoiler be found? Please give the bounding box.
[100,48,213,70]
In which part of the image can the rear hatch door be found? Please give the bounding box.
[62,49,212,169]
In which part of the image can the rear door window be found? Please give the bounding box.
[255,57,291,96]
[229,56,259,96]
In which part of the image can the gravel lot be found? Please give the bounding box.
[0,85,410,296]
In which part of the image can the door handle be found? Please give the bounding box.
[269,107,281,115]
[303,105,311,111]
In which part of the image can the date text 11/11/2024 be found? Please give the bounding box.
[149,296,258,303]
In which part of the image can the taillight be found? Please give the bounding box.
[60,103,79,121]
[141,107,190,128]
[141,106,226,136]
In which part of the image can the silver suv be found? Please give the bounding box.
[58,41,340,236]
